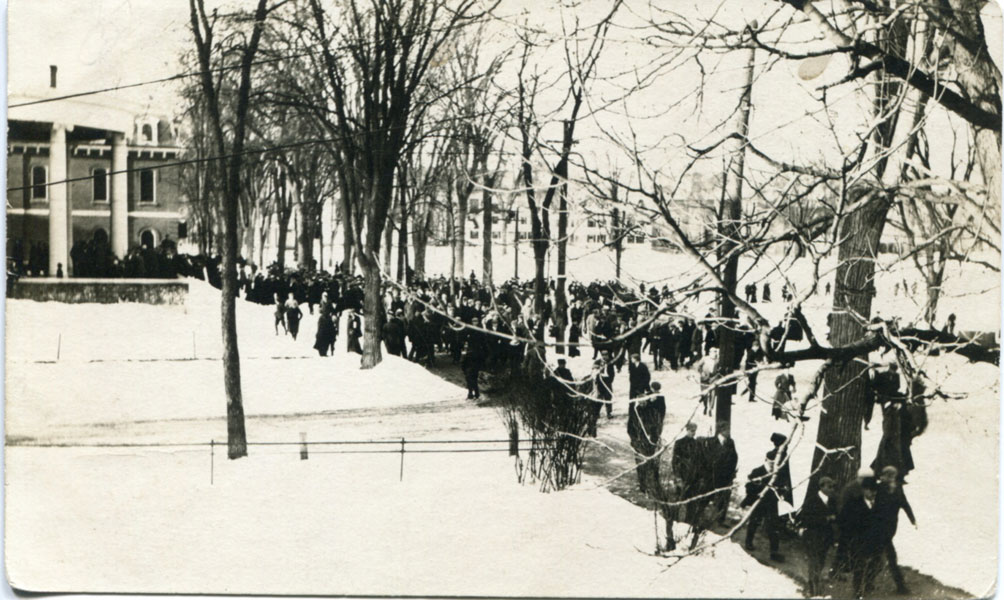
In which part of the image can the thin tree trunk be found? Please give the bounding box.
[297,199,314,271]
[482,176,494,286]
[554,121,571,354]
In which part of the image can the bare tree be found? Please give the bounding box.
[188,0,275,458]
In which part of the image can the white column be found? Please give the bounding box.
[48,123,69,276]
[110,132,129,257]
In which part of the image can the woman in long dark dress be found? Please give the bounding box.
[284,293,303,340]
[313,292,336,356]
[461,317,488,399]
[347,312,363,354]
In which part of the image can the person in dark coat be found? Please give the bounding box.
[628,353,652,399]
[831,467,874,577]
[741,450,785,562]
[568,321,581,358]
[672,422,700,522]
[744,336,765,403]
[873,466,916,594]
[703,420,738,525]
[347,312,363,354]
[596,349,616,419]
[284,293,303,340]
[843,477,884,599]
[627,381,675,550]
[382,309,407,356]
[769,432,794,505]
[461,318,488,399]
[313,292,337,356]
[552,358,574,398]
[799,476,838,596]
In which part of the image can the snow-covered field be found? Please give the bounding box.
[4,250,1000,596]
[5,279,801,597]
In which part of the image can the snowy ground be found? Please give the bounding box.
[5,279,800,597]
[4,250,1000,596]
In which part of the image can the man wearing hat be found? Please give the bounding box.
[628,352,652,399]
[673,422,701,523]
[741,450,785,562]
[831,467,875,577]
[799,476,838,596]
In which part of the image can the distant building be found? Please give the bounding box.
[6,66,185,276]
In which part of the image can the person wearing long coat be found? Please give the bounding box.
[741,451,784,561]
[284,293,303,340]
[313,293,337,356]
[798,476,838,596]
[347,312,363,354]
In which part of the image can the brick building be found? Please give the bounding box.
[6,71,185,276]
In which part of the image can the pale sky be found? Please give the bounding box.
[5,0,1001,187]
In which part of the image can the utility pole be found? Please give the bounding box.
[714,35,755,428]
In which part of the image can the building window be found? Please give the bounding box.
[139,169,156,203]
[469,230,478,240]
[31,166,47,200]
[492,216,499,225]
[491,231,500,240]
[141,124,154,143]
[92,168,108,202]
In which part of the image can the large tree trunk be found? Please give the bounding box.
[221,185,248,458]
[412,205,430,279]
[276,209,291,270]
[532,239,547,340]
[713,44,754,427]
[811,192,891,488]
[359,256,384,369]
[383,213,394,276]
[297,200,315,271]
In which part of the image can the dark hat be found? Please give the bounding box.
[765,449,778,460]
[557,358,566,365]
[770,432,787,446]
[861,478,879,492]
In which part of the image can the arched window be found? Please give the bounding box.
[139,229,156,249]
[141,124,153,143]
